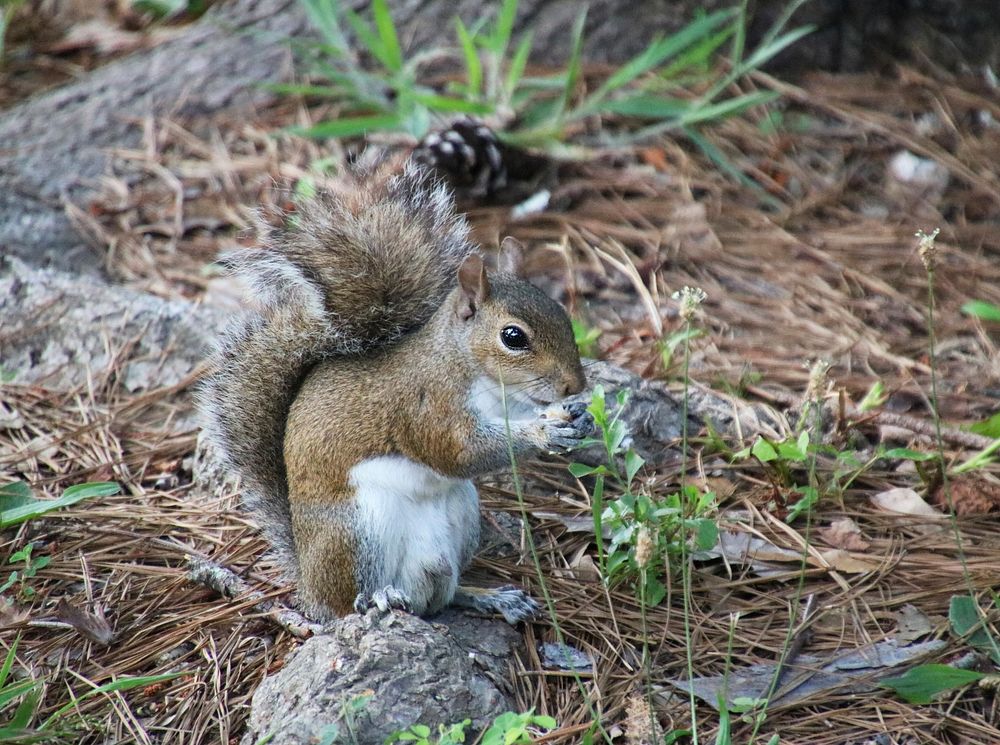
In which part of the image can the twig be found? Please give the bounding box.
[746,385,995,450]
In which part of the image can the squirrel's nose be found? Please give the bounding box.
[558,366,587,397]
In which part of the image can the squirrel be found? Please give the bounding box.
[200,160,591,624]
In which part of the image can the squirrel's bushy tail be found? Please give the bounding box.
[199,162,474,571]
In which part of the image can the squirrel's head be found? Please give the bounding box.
[452,239,586,405]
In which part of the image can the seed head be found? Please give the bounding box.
[672,286,707,322]
[635,526,654,569]
[916,228,940,271]
[624,693,659,745]
[804,359,830,405]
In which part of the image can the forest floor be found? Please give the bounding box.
[2,5,1000,745]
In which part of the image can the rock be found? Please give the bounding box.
[241,609,521,745]
[0,255,224,396]
[568,360,787,468]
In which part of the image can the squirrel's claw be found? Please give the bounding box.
[354,585,413,615]
[542,407,594,452]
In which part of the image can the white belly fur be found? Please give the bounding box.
[349,454,480,614]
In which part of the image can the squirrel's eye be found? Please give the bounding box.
[500,325,529,350]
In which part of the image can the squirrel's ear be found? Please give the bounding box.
[456,254,490,320]
[497,236,524,276]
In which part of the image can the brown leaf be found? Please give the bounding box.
[54,598,115,646]
[932,476,1000,515]
[0,599,30,627]
[817,548,880,574]
[817,517,871,551]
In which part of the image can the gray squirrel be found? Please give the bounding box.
[200,160,591,623]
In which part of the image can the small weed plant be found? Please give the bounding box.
[880,229,1000,707]
[569,385,718,605]
[0,544,50,601]
[290,0,812,153]
[386,710,556,745]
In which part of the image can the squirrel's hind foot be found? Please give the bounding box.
[354,586,413,615]
[452,585,540,624]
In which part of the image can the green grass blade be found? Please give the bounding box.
[740,25,814,72]
[683,126,782,209]
[962,300,1000,322]
[754,0,810,53]
[455,18,482,96]
[41,673,184,728]
[409,93,493,115]
[291,114,401,139]
[298,0,349,51]
[8,686,42,730]
[262,83,351,98]
[679,90,779,126]
[0,680,40,710]
[577,8,736,116]
[371,0,402,72]
[553,6,587,128]
[599,94,689,118]
[492,0,519,57]
[1,482,120,530]
[730,0,749,69]
[344,7,388,70]
[0,635,19,689]
[504,31,533,99]
[660,26,734,79]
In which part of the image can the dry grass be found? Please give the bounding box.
[2,62,1000,743]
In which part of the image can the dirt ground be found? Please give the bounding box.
[2,5,1000,744]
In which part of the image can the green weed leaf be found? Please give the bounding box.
[950,595,1000,663]
[750,438,778,462]
[961,300,1000,322]
[1,482,119,529]
[292,115,401,139]
[882,448,938,462]
[879,664,985,704]
[968,412,1000,439]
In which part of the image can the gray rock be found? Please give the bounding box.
[241,609,521,745]
[569,360,787,468]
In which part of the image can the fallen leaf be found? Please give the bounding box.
[670,638,947,710]
[817,548,880,574]
[871,487,945,518]
[53,598,115,646]
[932,476,1000,515]
[894,603,936,643]
[818,517,871,551]
[569,553,601,582]
[0,599,30,627]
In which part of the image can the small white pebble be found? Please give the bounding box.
[511,189,551,219]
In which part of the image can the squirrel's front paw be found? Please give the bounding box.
[353,585,412,615]
[539,401,594,452]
